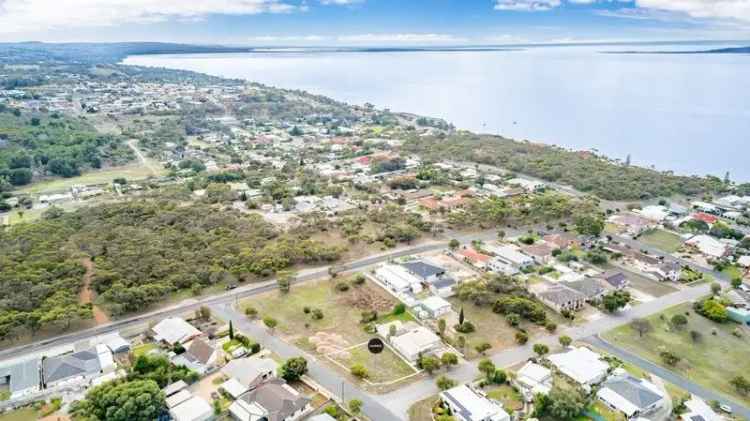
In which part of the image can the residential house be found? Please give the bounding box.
[440,384,511,421]
[597,373,665,419]
[643,261,681,282]
[535,284,585,314]
[379,321,442,362]
[608,213,655,237]
[600,271,630,290]
[42,345,114,389]
[169,393,214,421]
[414,295,453,319]
[151,317,202,345]
[637,205,670,222]
[456,248,492,270]
[308,414,337,421]
[163,380,189,397]
[691,201,720,214]
[374,264,424,294]
[513,361,552,402]
[547,347,609,390]
[564,278,607,303]
[402,261,458,297]
[685,235,730,259]
[98,333,130,354]
[520,243,555,265]
[0,358,41,399]
[221,356,277,390]
[484,244,534,271]
[692,212,719,225]
[506,178,544,192]
[543,233,579,250]
[229,379,311,421]
[172,338,219,375]
[681,395,722,421]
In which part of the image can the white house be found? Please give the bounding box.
[415,296,452,319]
[484,244,534,270]
[513,361,552,402]
[681,395,722,421]
[151,317,201,345]
[440,384,510,421]
[685,235,729,259]
[547,347,609,390]
[0,358,41,399]
[382,322,442,362]
[374,264,423,294]
[170,395,214,421]
[597,373,665,419]
[222,356,276,390]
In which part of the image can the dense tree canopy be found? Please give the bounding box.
[71,379,165,421]
[405,133,726,201]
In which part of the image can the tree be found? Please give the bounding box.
[458,307,465,327]
[436,375,457,391]
[534,386,587,420]
[732,278,743,289]
[475,342,491,355]
[730,375,750,396]
[280,357,308,382]
[350,364,369,379]
[660,350,681,366]
[437,318,447,336]
[515,330,529,344]
[602,290,630,313]
[441,352,458,369]
[533,343,549,357]
[245,306,258,319]
[263,317,278,331]
[690,330,702,343]
[630,318,652,338]
[670,314,688,330]
[559,335,572,348]
[277,270,294,293]
[478,359,496,381]
[575,214,605,237]
[700,299,728,322]
[229,320,235,340]
[70,379,165,421]
[349,399,363,415]
[449,239,460,250]
[710,282,722,295]
[420,355,441,375]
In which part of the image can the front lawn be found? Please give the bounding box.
[241,278,399,350]
[485,384,524,412]
[132,343,157,358]
[328,343,416,384]
[602,302,750,405]
[638,229,683,253]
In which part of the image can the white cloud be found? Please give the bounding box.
[636,0,750,22]
[494,0,561,11]
[337,33,467,43]
[319,0,364,4]
[0,0,299,33]
[247,34,329,42]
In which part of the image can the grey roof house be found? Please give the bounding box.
[42,348,103,388]
[602,271,630,290]
[565,278,606,302]
[0,358,41,399]
[536,284,585,313]
[597,373,665,418]
[229,379,311,421]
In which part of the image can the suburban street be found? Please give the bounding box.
[585,336,750,421]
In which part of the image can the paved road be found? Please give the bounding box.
[0,241,449,362]
[211,304,401,420]
[380,280,714,417]
[585,336,750,421]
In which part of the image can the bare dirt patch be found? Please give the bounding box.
[79,258,111,325]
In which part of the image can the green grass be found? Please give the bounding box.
[241,278,398,347]
[408,396,440,421]
[329,343,416,384]
[722,265,744,281]
[222,339,243,352]
[485,384,524,412]
[581,401,626,421]
[602,302,750,405]
[15,161,164,195]
[638,229,683,253]
[132,343,157,358]
[0,408,39,421]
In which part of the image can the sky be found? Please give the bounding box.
[0,0,749,44]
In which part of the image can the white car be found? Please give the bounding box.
[719,404,732,414]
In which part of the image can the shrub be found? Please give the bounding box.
[311,309,324,320]
[454,321,475,333]
[352,274,366,286]
[350,364,369,379]
[393,303,406,315]
[515,331,529,344]
[335,282,350,292]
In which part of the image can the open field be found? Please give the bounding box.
[446,297,568,360]
[0,408,39,421]
[623,269,678,298]
[328,343,416,384]
[15,160,164,195]
[407,395,439,421]
[638,229,684,253]
[241,278,399,350]
[602,302,750,405]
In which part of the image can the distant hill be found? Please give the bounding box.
[605,45,750,55]
[0,42,256,64]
